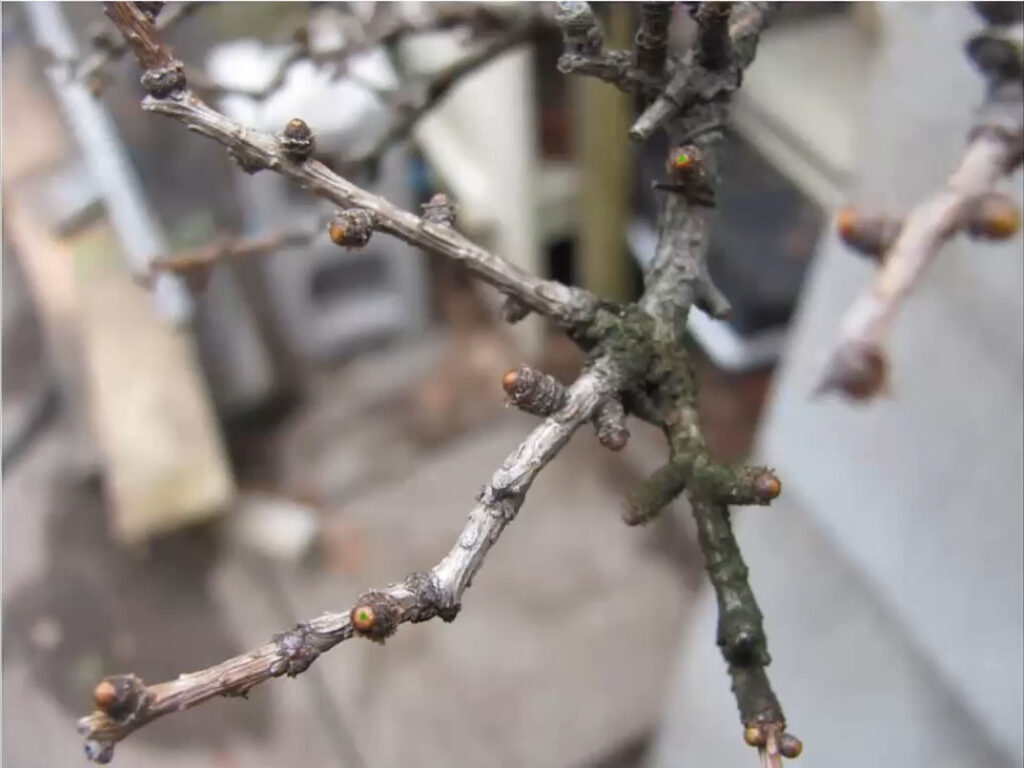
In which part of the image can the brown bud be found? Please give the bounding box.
[754,471,781,500]
[280,118,315,161]
[966,192,1020,240]
[836,205,901,261]
[501,368,520,394]
[779,733,803,759]
[328,209,375,249]
[502,365,567,417]
[93,680,118,711]
[743,725,765,747]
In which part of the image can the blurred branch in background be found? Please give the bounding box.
[817,10,1023,400]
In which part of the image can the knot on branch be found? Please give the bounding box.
[271,623,335,676]
[279,118,316,162]
[554,1,603,54]
[402,572,459,623]
[815,340,888,402]
[350,591,402,643]
[139,61,185,98]
[329,209,375,249]
[501,296,531,324]
[836,206,902,262]
[421,192,458,226]
[965,190,1021,239]
[228,146,268,175]
[502,366,567,417]
[592,397,630,451]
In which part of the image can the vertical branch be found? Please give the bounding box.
[633,2,674,105]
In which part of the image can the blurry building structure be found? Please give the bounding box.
[652,5,1023,768]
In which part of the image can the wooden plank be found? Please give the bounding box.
[72,222,236,543]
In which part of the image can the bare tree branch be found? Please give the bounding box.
[818,19,1023,401]
[78,360,619,762]
[100,2,597,329]
[79,3,801,765]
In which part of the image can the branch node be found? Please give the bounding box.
[139,60,185,98]
[421,192,458,226]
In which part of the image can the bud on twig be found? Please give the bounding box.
[592,397,629,451]
[779,733,804,759]
[502,366,567,417]
[655,145,716,206]
[329,209,375,249]
[279,118,316,162]
[815,341,888,401]
[965,191,1020,240]
[555,2,603,54]
[350,591,401,643]
[836,205,903,262]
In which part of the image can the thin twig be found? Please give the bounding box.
[78,361,618,762]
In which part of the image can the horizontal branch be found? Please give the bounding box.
[78,360,618,761]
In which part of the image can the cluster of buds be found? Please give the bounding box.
[743,724,803,760]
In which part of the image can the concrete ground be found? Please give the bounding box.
[2,333,702,768]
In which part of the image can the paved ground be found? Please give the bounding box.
[2,335,700,768]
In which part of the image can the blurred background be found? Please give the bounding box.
[1,3,1021,768]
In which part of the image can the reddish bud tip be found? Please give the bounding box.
[93,680,118,712]
[754,472,781,500]
[501,368,519,394]
[601,429,630,452]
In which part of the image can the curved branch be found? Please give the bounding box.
[77,361,618,762]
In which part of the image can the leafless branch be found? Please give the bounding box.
[79,2,799,764]
[817,19,1023,401]
[78,360,618,762]
[71,1,200,95]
